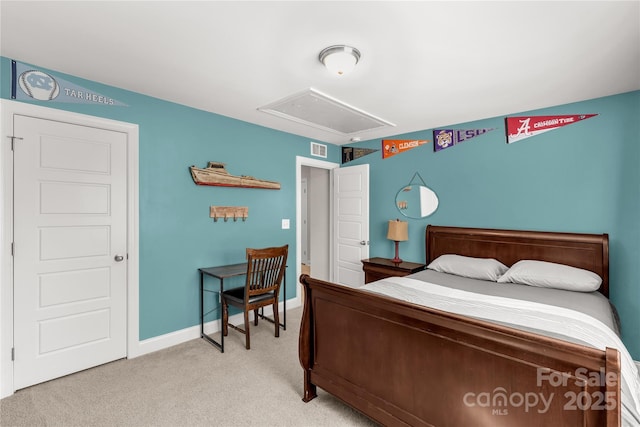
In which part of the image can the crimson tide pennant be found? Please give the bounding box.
[506,114,598,144]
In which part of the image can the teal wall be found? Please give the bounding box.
[343,90,640,359]
[1,57,341,340]
[3,57,639,360]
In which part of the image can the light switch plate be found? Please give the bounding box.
[282,219,290,229]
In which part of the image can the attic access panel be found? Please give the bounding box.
[258,88,395,135]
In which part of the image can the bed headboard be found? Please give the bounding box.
[425,225,610,297]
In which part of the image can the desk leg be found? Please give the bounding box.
[200,274,224,353]
[200,272,204,338]
[220,278,224,352]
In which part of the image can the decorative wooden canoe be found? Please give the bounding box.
[189,162,281,190]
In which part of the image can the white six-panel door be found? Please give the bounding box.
[13,115,127,389]
[333,164,369,287]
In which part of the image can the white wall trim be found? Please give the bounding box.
[0,100,140,398]
[295,156,339,307]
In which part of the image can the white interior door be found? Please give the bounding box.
[13,115,127,390]
[333,164,369,287]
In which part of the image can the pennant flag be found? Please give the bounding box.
[433,128,495,152]
[382,139,429,159]
[506,114,597,144]
[342,147,379,164]
[11,60,127,106]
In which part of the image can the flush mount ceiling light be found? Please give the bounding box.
[319,45,361,76]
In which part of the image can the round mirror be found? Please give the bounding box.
[395,184,439,219]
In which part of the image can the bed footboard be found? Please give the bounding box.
[298,274,621,427]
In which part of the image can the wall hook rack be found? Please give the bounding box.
[210,206,248,222]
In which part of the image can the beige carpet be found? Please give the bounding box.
[0,308,377,427]
[301,263,310,276]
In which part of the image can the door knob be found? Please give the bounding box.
[114,255,124,262]
[360,241,366,245]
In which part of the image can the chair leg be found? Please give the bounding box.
[273,301,280,338]
[254,309,259,326]
[222,298,228,337]
[244,310,251,350]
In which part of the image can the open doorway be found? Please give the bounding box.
[301,166,330,281]
[295,156,339,306]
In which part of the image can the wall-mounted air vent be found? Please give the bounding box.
[258,88,395,135]
[311,142,327,158]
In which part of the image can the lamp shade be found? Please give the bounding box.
[387,219,408,242]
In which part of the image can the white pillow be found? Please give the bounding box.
[427,254,508,281]
[497,260,602,292]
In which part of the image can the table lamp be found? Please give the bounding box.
[387,219,408,263]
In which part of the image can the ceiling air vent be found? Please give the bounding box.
[311,142,327,158]
[258,88,395,135]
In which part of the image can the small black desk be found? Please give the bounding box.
[199,263,286,353]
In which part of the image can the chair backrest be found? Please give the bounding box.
[245,245,288,297]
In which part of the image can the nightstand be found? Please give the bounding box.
[361,257,426,284]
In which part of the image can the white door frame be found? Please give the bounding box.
[295,156,339,307]
[0,100,140,398]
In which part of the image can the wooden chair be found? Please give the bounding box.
[221,245,288,349]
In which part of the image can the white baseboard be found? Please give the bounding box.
[134,298,300,358]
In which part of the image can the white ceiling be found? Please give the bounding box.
[1,1,639,145]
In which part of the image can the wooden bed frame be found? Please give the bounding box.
[299,225,620,426]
